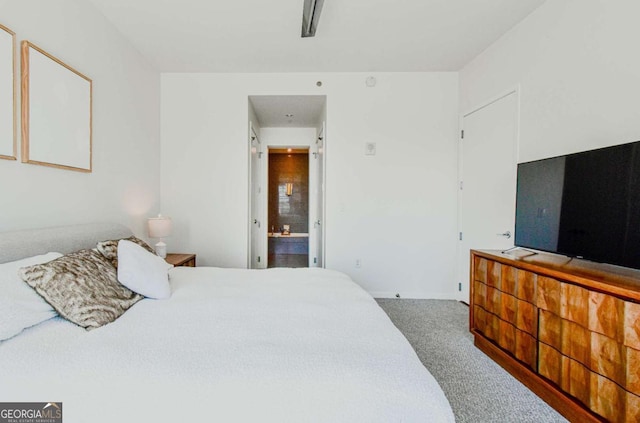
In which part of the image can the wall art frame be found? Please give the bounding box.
[21,40,92,172]
[0,23,16,160]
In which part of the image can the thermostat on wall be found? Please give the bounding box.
[365,142,376,156]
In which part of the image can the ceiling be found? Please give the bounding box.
[250,95,325,128]
[87,0,546,73]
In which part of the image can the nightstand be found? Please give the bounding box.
[165,253,196,267]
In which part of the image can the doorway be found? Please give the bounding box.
[247,95,326,269]
[267,147,309,268]
[457,90,519,301]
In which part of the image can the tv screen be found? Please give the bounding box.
[515,140,640,269]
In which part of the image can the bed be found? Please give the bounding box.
[0,223,454,422]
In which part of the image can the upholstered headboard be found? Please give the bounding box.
[0,223,132,264]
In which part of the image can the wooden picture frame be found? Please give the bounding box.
[21,41,92,172]
[0,23,16,160]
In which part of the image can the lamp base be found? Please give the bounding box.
[155,241,167,258]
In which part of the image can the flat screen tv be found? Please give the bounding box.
[514,140,640,270]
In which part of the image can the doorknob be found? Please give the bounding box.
[497,230,511,239]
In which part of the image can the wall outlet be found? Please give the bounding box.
[355,259,362,268]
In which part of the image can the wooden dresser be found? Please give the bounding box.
[470,249,640,422]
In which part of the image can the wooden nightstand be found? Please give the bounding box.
[165,253,196,267]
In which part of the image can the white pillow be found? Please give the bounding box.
[117,240,173,299]
[0,252,62,341]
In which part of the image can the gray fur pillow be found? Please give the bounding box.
[19,249,143,330]
[96,236,155,268]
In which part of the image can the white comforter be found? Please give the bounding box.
[0,267,454,422]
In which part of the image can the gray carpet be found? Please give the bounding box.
[376,299,567,423]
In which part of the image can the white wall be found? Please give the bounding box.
[261,128,316,148]
[0,0,160,237]
[161,73,459,298]
[460,0,640,163]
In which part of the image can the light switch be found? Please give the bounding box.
[365,142,376,156]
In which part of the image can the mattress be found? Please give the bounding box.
[0,266,454,422]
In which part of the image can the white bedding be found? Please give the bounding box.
[0,267,454,422]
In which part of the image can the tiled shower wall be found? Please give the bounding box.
[268,153,309,233]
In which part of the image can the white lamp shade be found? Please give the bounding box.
[148,216,172,238]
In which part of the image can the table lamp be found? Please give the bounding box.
[148,215,172,258]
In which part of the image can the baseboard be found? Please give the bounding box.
[370,291,457,300]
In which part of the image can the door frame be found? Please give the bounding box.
[247,121,265,268]
[264,145,317,268]
[246,97,327,270]
[456,86,521,301]
[311,122,326,267]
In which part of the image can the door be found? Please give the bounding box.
[249,123,265,268]
[458,91,518,301]
[310,123,325,267]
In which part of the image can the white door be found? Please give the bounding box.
[458,91,518,301]
[310,124,325,267]
[249,124,265,268]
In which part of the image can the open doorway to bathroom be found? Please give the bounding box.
[247,95,326,269]
[267,147,309,268]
